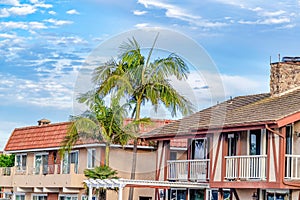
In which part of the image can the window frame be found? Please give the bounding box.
[87,148,96,169]
[15,153,27,172]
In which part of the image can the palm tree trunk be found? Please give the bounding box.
[128,139,137,200]
[105,142,110,166]
[128,100,141,200]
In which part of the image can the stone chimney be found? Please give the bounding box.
[270,57,300,96]
[38,118,51,126]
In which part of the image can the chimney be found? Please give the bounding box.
[270,57,300,96]
[38,118,51,126]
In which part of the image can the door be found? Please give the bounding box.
[191,139,208,180]
[249,130,262,178]
[285,125,293,178]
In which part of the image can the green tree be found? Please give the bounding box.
[60,94,132,166]
[84,165,118,200]
[0,154,15,167]
[92,34,194,200]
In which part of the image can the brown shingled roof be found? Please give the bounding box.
[141,89,300,139]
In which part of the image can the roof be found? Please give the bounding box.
[141,88,300,139]
[4,119,186,152]
[4,122,72,151]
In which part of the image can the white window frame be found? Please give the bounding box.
[62,150,79,174]
[15,153,27,172]
[32,193,47,200]
[59,194,78,200]
[34,152,49,174]
[87,148,96,169]
[81,195,97,200]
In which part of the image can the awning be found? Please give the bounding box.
[84,178,209,200]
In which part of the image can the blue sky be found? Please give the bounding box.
[1,0,300,150]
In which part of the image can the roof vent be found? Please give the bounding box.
[38,118,51,126]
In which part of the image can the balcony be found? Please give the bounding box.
[167,159,210,182]
[225,155,267,180]
[285,154,300,180]
[0,164,85,188]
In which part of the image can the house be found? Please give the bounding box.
[140,58,300,200]
[0,118,186,200]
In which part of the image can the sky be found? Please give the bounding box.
[1,0,300,150]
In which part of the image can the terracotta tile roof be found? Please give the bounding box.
[141,89,300,139]
[5,122,71,151]
[4,118,182,152]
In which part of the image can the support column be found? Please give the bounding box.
[88,185,93,200]
[118,186,124,200]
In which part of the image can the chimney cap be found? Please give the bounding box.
[38,118,51,126]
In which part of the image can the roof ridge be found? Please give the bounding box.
[14,121,71,131]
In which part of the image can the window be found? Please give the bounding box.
[34,153,49,175]
[227,133,238,156]
[62,151,79,174]
[207,189,230,200]
[59,194,78,200]
[192,139,207,159]
[16,154,27,171]
[32,194,47,200]
[15,193,25,200]
[87,148,96,168]
[81,195,96,200]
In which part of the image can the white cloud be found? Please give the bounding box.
[0,21,47,30]
[239,17,290,25]
[0,0,20,6]
[44,18,73,26]
[7,4,37,16]
[133,10,147,16]
[0,8,10,17]
[138,0,227,28]
[0,33,16,38]
[48,10,56,15]
[135,23,150,28]
[260,10,285,17]
[66,9,80,15]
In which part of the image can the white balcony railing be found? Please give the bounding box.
[0,167,12,176]
[225,155,267,180]
[167,159,209,182]
[285,154,300,180]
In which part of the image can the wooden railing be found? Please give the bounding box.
[225,155,267,180]
[167,159,209,182]
[285,154,300,180]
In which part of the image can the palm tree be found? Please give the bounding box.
[91,34,194,200]
[60,93,132,166]
[84,165,118,200]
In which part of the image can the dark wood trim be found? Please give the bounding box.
[211,133,222,182]
[210,181,280,189]
[187,139,191,180]
[271,133,279,182]
[276,111,300,127]
[278,127,286,183]
[232,189,240,200]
